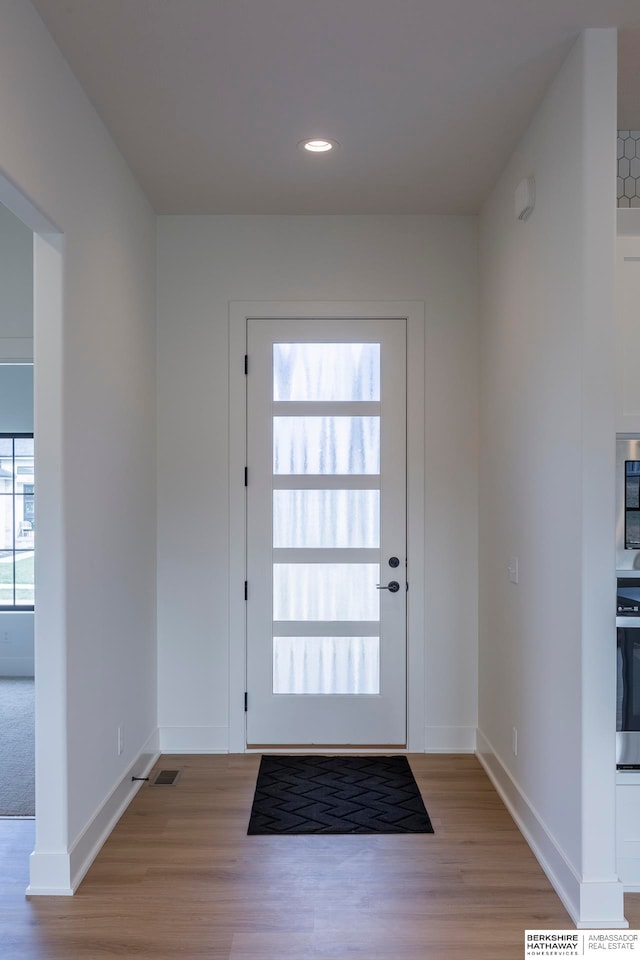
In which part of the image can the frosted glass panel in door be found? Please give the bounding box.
[273,343,380,401]
[246,316,406,744]
[273,637,380,694]
[273,563,380,620]
[273,417,380,474]
[273,489,380,548]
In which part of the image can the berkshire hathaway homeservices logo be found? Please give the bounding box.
[525,930,640,957]
[525,932,580,956]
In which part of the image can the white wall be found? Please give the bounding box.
[0,0,157,892]
[616,211,640,433]
[156,214,479,753]
[478,30,622,926]
[0,364,33,431]
[0,203,33,346]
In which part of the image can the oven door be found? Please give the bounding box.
[617,619,640,768]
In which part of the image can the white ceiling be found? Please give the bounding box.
[31,0,640,215]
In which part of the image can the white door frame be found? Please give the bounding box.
[0,172,68,892]
[228,301,425,753]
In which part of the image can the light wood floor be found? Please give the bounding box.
[2,753,639,959]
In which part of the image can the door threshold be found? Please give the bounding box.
[247,743,407,751]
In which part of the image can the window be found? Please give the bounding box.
[0,435,34,609]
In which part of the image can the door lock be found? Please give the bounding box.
[377,581,400,593]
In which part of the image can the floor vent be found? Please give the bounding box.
[153,770,181,785]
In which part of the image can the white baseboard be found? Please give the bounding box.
[159,724,229,753]
[424,725,476,753]
[0,658,34,676]
[476,729,627,929]
[0,337,33,362]
[158,725,475,754]
[27,727,160,896]
[27,851,73,896]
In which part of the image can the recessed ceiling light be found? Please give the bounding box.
[299,138,339,153]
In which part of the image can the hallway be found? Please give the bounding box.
[0,754,597,959]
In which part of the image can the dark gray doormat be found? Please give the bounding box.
[247,755,434,835]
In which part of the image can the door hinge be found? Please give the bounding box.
[244,354,248,375]
[244,466,248,486]
[244,580,248,601]
[244,692,248,712]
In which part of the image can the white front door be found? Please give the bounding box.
[246,319,407,746]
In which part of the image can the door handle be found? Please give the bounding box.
[377,581,400,593]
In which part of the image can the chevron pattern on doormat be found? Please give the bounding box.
[247,755,434,834]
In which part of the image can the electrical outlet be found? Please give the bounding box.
[0,631,10,645]
[117,725,124,756]
[508,557,519,584]
[512,727,518,757]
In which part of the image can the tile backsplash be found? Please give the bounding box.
[618,131,640,207]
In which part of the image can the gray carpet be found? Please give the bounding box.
[0,677,35,816]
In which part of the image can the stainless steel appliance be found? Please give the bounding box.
[617,578,640,768]
[616,437,640,571]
